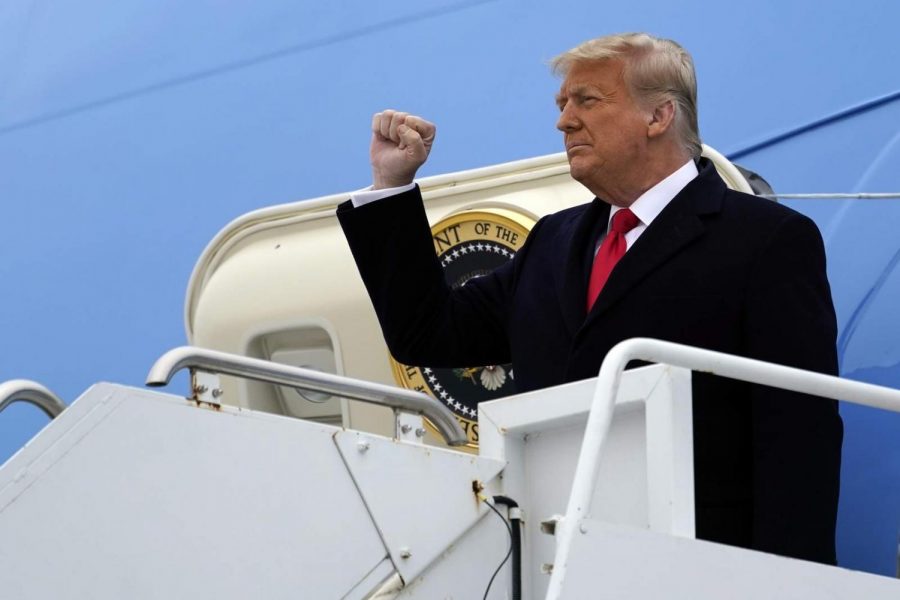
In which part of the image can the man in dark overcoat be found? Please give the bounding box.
[337,32,843,564]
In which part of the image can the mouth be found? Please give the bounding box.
[566,142,590,153]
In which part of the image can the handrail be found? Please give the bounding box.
[0,379,66,419]
[546,337,900,599]
[145,346,467,446]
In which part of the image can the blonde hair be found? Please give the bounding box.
[551,33,702,158]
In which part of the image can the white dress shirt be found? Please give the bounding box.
[601,159,699,254]
[350,182,416,207]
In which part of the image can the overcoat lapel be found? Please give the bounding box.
[559,198,609,336]
[584,161,726,325]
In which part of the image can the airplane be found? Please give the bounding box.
[1,0,898,581]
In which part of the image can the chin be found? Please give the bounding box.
[567,161,592,186]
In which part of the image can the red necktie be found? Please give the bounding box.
[586,208,640,311]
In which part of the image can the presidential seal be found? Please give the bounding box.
[390,208,535,448]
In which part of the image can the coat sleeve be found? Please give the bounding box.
[336,185,542,368]
[744,210,843,564]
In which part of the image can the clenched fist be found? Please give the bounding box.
[370,110,436,189]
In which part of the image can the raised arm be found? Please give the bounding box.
[338,110,516,368]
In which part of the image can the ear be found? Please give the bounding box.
[647,99,676,139]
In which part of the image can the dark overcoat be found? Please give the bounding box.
[337,159,843,564]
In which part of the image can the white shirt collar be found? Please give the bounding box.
[608,159,699,228]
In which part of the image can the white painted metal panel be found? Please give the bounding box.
[478,365,694,599]
[334,429,505,585]
[557,520,900,599]
[394,503,512,599]
[0,383,388,599]
[342,557,397,600]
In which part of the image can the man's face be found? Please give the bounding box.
[555,59,651,204]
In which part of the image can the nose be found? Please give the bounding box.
[556,104,579,133]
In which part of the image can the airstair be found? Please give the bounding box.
[1,339,899,599]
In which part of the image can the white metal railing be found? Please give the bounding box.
[0,379,66,419]
[546,338,900,599]
[145,346,467,445]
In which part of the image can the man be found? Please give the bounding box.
[337,33,842,564]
